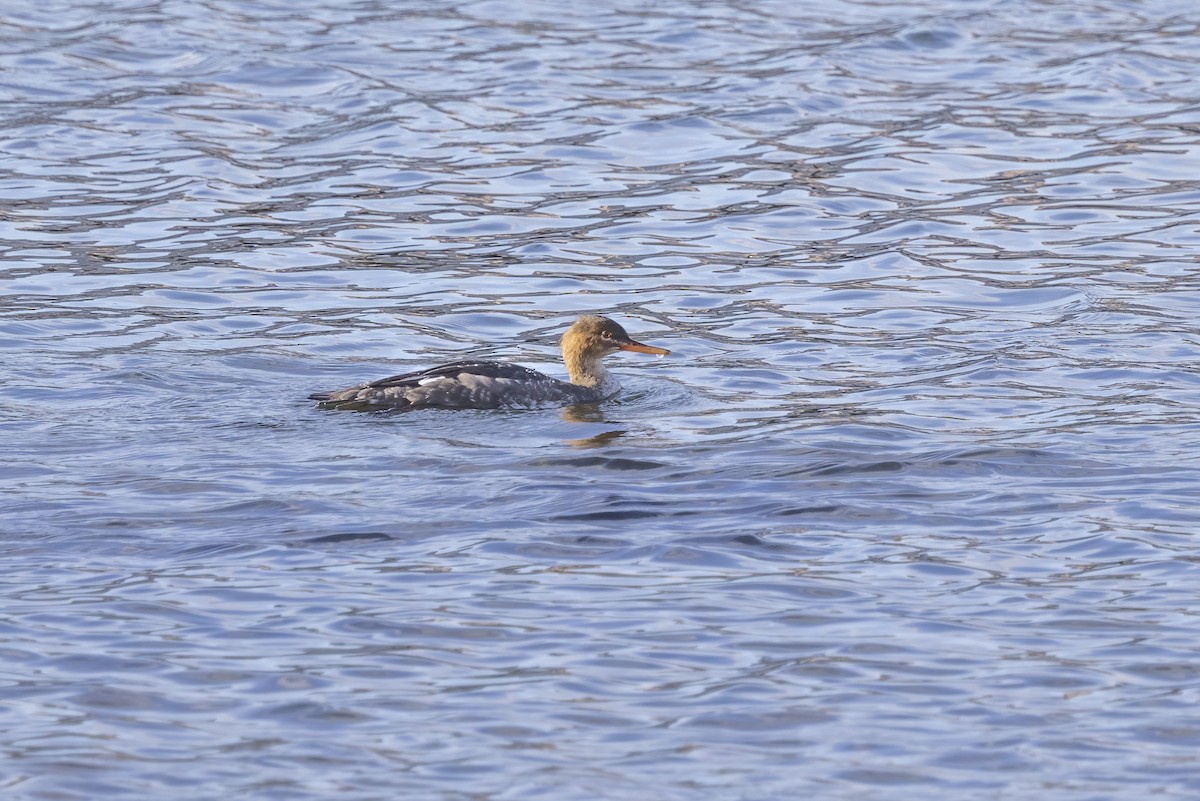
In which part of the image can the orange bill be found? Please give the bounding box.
[617,339,670,356]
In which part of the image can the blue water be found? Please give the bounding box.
[3,0,1200,798]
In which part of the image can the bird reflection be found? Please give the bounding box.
[561,404,626,447]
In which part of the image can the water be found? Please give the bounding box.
[3,0,1200,797]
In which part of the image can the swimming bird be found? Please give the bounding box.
[309,314,670,410]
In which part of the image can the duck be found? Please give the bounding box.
[309,314,669,410]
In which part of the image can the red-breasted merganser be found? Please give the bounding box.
[310,314,670,410]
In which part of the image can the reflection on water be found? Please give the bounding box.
[3,0,1200,799]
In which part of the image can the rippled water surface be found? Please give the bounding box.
[4,0,1200,798]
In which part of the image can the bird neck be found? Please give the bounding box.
[564,350,618,394]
